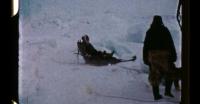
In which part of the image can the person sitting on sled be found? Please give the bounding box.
[78,34,114,59]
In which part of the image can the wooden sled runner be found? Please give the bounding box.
[77,39,136,66]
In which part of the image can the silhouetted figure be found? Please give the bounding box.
[81,35,98,57]
[143,16,177,100]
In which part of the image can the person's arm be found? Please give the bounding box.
[88,43,98,55]
[176,0,183,30]
[176,0,182,18]
[165,28,177,62]
[143,31,151,65]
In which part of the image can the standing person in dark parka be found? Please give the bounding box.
[143,15,177,100]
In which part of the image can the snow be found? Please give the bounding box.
[19,0,181,104]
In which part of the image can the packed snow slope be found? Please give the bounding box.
[19,0,181,104]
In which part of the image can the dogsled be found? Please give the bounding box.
[77,35,136,66]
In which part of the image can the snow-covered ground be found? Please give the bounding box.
[19,0,181,104]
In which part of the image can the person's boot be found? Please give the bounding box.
[152,86,163,100]
[165,80,174,97]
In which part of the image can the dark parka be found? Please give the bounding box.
[143,23,177,65]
